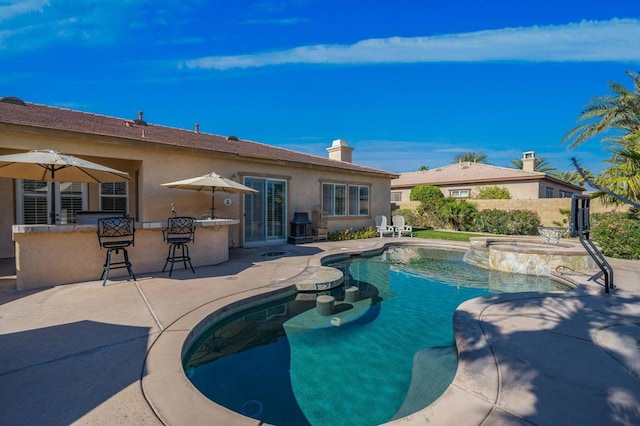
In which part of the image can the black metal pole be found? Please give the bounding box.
[211,187,216,219]
[49,181,56,224]
[49,167,56,224]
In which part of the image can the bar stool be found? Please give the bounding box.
[97,217,136,286]
[163,216,196,277]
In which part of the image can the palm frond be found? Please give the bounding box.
[563,71,640,149]
[571,157,640,209]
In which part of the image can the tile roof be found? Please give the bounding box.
[392,161,583,190]
[0,99,397,178]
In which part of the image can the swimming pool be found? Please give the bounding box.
[183,246,570,425]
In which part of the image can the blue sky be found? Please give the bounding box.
[2,1,639,174]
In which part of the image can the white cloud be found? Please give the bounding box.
[0,0,49,21]
[184,18,640,70]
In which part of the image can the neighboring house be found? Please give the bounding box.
[391,152,583,202]
[0,97,398,259]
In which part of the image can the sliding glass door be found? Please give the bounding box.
[244,177,286,243]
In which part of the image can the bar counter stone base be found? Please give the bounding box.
[13,219,237,290]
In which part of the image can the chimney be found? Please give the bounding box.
[134,110,147,126]
[522,151,536,172]
[195,123,200,134]
[326,139,354,163]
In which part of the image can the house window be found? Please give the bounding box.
[391,192,402,202]
[21,180,48,224]
[545,187,554,198]
[348,185,370,216]
[322,183,346,216]
[59,182,84,224]
[323,183,369,217]
[18,180,87,224]
[100,182,128,213]
[559,190,572,198]
[449,189,470,198]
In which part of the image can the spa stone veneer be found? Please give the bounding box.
[464,237,597,276]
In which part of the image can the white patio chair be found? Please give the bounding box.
[392,215,413,237]
[374,215,394,238]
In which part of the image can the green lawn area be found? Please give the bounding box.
[412,229,481,242]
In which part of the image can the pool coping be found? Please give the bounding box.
[140,239,581,426]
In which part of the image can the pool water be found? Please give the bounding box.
[184,247,569,426]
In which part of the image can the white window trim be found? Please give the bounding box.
[99,182,129,213]
[323,182,370,217]
[449,189,470,198]
[322,183,346,217]
[16,180,88,225]
[348,184,370,216]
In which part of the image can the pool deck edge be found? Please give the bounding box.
[0,237,639,425]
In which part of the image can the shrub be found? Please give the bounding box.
[391,208,427,228]
[474,209,541,235]
[591,213,640,259]
[409,186,448,228]
[418,205,448,229]
[328,226,378,241]
[474,209,510,234]
[440,199,477,231]
[474,185,511,199]
[506,210,542,235]
[410,185,444,203]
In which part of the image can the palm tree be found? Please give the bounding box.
[510,157,556,173]
[594,134,640,204]
[455,151,487,163]
[551,170,587,186]
[564,71,640,207]
[563,70,640,149]
[572,156,640,208]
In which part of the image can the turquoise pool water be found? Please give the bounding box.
[184,247,569,425]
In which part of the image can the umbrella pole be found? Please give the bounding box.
[49,167,56,225]
[211,187,216,219]
[49,182,56,224]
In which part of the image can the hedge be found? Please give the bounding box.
[473,209,540,235]
[591,213,640,260]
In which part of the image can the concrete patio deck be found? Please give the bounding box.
[0,238,639,425]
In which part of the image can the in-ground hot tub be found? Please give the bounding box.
[464,236,598,276]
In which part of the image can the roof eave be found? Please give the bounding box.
[391,174,583,190]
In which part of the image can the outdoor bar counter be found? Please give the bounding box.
[12,219,238,290]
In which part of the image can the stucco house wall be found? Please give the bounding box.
[0,99,397,258]
[393,180,547,203]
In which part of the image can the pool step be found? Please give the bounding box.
[463,240,490,269]
[294,266,343,291]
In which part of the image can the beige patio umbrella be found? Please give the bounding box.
[161,172,258,219]
[0,149,131,223]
